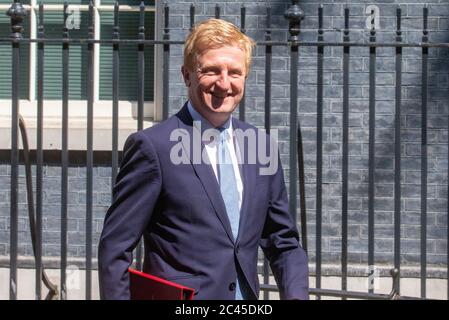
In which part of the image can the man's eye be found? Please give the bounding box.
[230,71,243,77]
[200,69,218,75]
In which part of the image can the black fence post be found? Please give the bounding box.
[239,5,246,122]
[262,6,272,300]
[315,4,324,300]
[7,0,27,301]
[36,1,44,301]
[368,8,377,295]
[420,4,429,300]
[61,1,69,301]
[394,5,403,296]
[111,1,120,193]
[284,0,306,249]
[341,6,350,299]
[162,2,170,120]
[86,0,95,300]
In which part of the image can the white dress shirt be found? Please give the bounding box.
[187,101,243,211]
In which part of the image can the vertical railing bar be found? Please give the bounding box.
[421,5,429,299]
[289,35,298,227]
[36,1,44,300]
[394,5,403,295]
[296,119,307,254]
[263,6,272,300]
[10,36,19,297]
[239,5,246,121]
[341,5,350,299]
[298,113,307,252]
[135,0,146,271]
[264,6,272,135]
[189,4,195,30]
[7,0,26,301]
[85,0,94,300]
[215,4,220,19]
[61,1,69,300]
[284,6,305,300]
[368,9,376,294]
[284,2,304,270]
[162,3,169,121]
[111,1,119,193]
[315,3,324,301]
[137,0,145,132]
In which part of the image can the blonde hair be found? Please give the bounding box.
[183,18,255,75]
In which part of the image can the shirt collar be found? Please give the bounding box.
[187,101,233,137]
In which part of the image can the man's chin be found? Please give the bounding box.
[210,104,236,113]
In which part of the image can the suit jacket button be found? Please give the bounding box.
[229,282,236,291]
[235,245,240,254]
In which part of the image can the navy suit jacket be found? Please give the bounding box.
[98,104,309,300]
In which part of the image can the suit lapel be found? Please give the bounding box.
[176,105,235,244]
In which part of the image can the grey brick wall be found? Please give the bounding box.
[1,0,448,276]
[0,164,109,260]
[166,0,449,269]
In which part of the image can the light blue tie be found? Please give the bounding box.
[217,128,245,300]
[218,129,240,240]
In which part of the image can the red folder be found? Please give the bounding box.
[128,268,195,300]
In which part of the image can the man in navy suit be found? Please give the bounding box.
[98,18,309,300]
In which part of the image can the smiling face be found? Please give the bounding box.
[182,46,247,127]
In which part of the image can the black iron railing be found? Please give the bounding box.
[1,0,448,300]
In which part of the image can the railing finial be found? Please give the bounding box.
[7,0,27,40]
[388,268,400,299]
[284,0,304,42]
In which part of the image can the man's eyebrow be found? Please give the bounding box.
[198,65,244,73]
[229,67,244,74]
[198,65,219,71]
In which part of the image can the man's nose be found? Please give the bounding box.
[215,72,231,91]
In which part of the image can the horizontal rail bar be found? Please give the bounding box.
[0,38,185,45]
[0,38,448,48]
[0,4,155,12]
[260,285,427,300]
[248,41,449,48]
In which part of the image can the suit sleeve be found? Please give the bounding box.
[98,131,162,300]
[259,153,309,300]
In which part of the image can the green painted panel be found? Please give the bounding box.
[0,1,155,101]
[99,10,154,101]
[0,11,30,99]
[39,11,89,99]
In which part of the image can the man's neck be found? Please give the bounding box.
[188,101,232,129]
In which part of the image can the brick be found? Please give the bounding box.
[374,239,394,253]
[361,225,395,240]
[428,226,447,239]
[43,244,61,257]
[363,57,396,72]
[305,3,343,17]
[93,178,111,193]
[0,177,11,191]
[251,57,287,70]
[362,86,396,99]
[427,254,447,265]
[348,239,369,253]
[435,240,447,254]
[44,218,78,232]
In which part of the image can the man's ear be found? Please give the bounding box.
[181,65,190,87]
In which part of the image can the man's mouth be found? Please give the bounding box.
[210,92,233,100]
[211,93,228,98]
